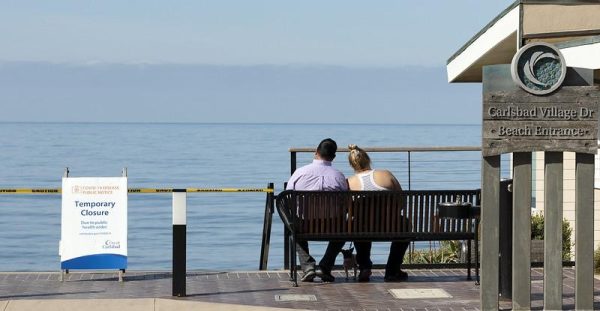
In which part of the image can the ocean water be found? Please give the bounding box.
[0,122,505,271]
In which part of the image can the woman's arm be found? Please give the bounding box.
[347,176,361,190]
[390,172,403,191]
[374,170,403,191]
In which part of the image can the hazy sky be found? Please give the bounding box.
[0,1,514,123]
[1,1,510,66]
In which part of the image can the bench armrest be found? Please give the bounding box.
[275,190,295,233]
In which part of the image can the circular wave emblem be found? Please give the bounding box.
[511,42,566,95]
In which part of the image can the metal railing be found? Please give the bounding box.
[0,187,274,194]
[289,146,513,190]
[0,184,275,298]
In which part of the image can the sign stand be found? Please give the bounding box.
[118,168,127,282]
[59,167,128,282]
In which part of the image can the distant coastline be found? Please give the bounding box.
[0,121,482,126]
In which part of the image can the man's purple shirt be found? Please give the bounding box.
[286,159,348,191]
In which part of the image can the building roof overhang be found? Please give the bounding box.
[447,0,600,83]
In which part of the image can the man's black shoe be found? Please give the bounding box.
[301,269,316,282]
[316,267,335,282]
[384,270,408,282]
[358,269,372,282]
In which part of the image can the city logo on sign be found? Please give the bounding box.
[511,42,566,95]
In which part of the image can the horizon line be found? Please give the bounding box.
[0,60,447,69]
[0,121,481,126]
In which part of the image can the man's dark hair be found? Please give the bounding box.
[316,138,337,161]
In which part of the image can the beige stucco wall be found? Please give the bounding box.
[523,4,600,36]
[533,151,600,259]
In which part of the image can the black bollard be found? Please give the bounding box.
[172,189,187,297]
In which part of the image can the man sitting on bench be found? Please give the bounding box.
[286,138,348,283]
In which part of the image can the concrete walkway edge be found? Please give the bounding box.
[1,298,306,311]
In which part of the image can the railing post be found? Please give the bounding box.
[60,167,70,282]
[287,148,296,272]
[283,182,290,269]
[407,151,412,191]
[259,183,274,270]
[172,189,187,297]
[290,151,297,175]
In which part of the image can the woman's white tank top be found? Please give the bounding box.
[356,170,388,191]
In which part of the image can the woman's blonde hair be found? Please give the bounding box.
[348,144,371,171]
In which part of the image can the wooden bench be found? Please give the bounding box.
[275,189,480,286]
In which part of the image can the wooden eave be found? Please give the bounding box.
[447,0,600,83]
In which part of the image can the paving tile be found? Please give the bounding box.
[274,294,317,301]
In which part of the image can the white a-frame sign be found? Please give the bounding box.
[60,169,128,280]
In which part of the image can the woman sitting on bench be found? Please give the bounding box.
[347,144,410,282]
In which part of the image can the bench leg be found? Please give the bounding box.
[288,236,294,282]
[290,235,298,287]
[288,235,294,282]
[288,233,298,287]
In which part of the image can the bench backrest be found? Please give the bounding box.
[276,190,480,237]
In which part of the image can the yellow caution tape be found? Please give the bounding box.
[128,188,174,193]
[186,188,274,193]
[0,189,61,194]
[0,188,273,194]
